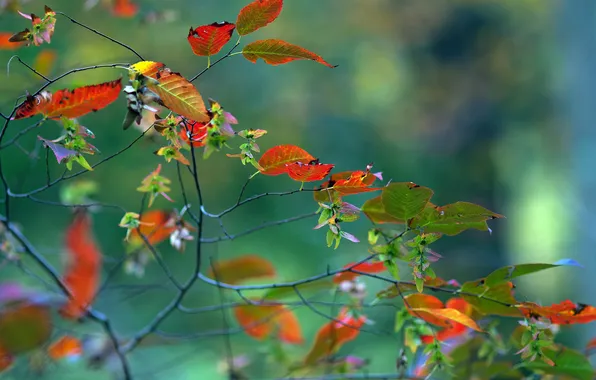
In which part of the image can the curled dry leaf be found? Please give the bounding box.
[236,0,283,36]
[60,209,102,319]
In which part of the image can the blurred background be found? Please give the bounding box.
[1,0,595,378]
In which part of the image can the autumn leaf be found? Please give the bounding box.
[130,61,209,123]
[518,300,596,325]
[258,144,314,175]
[32,49,56,77]
[420,298,474,344]
[178,119,208,147]
[304,308,366,365]
[0,303,52,355]
[381,182,433,221]
[188,22,235,56]
[0,345,12,373]
[242,39,336,68]
[333,261,387,284]
[236,0,283,36]
[14,78,122,120]
[234,302,303,344]
[207,255,276,285]
[60,209,102,320]
[47,335,82,361]
[286,160,334,182]
[127,210,177,247]
[0,33,24,50]
[112,0,138,18]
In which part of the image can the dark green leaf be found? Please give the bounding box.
[484,260,581,288]
[412,202,503,236]
[523,348,594,380]
[460,279,521,317]
[381,182,433,221]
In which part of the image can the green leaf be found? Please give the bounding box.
[484,260,581,287]
[261,279,334,301]
[412,202,504,236]
[460,279,521,317]
[381,182,433,221]
[376,283,418,299]
[361,195,404,224]
[523,348,595,380]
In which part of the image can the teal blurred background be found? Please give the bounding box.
[1,0,595,379]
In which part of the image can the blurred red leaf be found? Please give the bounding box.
[187,22,235,56]
[207,255,276,285]
[236,0,283,36]
[243,39,336,68]
[47,335,82,361]
[304,308,366,365]
[234,302,303,344]
[33,49,56,77]
[112,0,138,18]
[128,210,177,246]
[0,345,12,373]
[286,160,334,182]
[0,32,23,50]
[333,261,386,284]
[420,298,475,344]
[14,78,122,120]
[258,145,314,176]
[60,210,102,320]
[178,119,208,147]
[518,300,596,325]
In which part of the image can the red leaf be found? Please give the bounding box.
[0,33,24,50]
[518,300,596,325]
[206,255,276,285]
[420,298,475,344]
[258,144,314,176]
[60,210,102,320]
[333,261,386,284]
[178,119,208,147]
[234,302,303,344]
[243,39,336,68]
[286,160,334,182]
[112,0,138,18]
[128,210,178,247]
[304,308,366,365]
[47,335,82,361]
[0,345,13,373]
[14,78,122,120]
[236,0,283,36]
[187,22,235,56]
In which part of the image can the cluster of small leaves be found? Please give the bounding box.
[9,5,56,47]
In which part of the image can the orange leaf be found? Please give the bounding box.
[304,308,365,365]
[33,50,56,78]
[234,303,302,344]
[410,308,482,332]
[128,210,177,246]
[112,0,138,18]
[286,161,334,182]
[404,294,447,327]
[178,119,208,147]
[243,39,336,68]
[236,0,283,36]
[0,32,23,50]
[14,78,122,120]
[130,61,210,123]
[207,255,276,285]
[187,22,235,56]
[333,261,386,284]
[60,210,102,320]
[258,144,314,176]
[518,300,596,325]
[276,308,304,344]
[47,335,82,361]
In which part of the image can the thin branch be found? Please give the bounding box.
[57,13,144,60]
[189,38,241,82]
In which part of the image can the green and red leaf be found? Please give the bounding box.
[187,22,235,56]
[130,61,210,123]
[242,39,335,68]
[236,0,283,36]
[258,144,314,176]
[207,255,276,285]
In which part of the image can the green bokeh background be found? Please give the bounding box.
[1,0,595,379]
